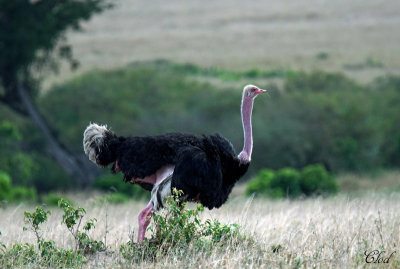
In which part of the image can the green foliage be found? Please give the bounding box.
[0,121,36,187]
[38,61,400,178]
[0,171,12,201]
[0,231,5,253]
[0,0,111,78]
[246,169,284,198]
[299,164,338,196]
[270,168,302,198]
[1,61,400,194]
[37,240,86,268]
[285,71,359,93]
[0,243,38,268]
[10,187,37,203]
[58,198,104,254]
[41,192,64,206]
[0,0,112,197]
[246,165,338,198]
[0,120,22,142]
[120,189,243,263]
[23,207,51,242]
[150,60,288,81]
[30,154,71,192]
[100,192,130,204]
[8,206,87,268]
[0,121,69,193]
[344,57,384,70]
[1,200,105,268]
[0,171,37,203]
[0,240,87,268]
[94,172,149,200]
[58,198,85,230]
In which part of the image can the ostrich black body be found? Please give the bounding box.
[96,131,249,209]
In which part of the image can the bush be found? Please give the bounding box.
[246,165,338,198]
[0,171,38,203]
[10,187,37,203]
[299,164,338,196]
[30,155,71,193]
[270,168,301,198]
[58,198,105,254]
[38,62,400,177]
[245,169,284,198]
[120,189,248,263]
[0,120,71,193]
[0,171,12,201]
[2,61,400,193]
[0,121,37,187]
[41,192,64,206]
[0,200,107,268]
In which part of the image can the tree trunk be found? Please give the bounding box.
[15,76,99,186]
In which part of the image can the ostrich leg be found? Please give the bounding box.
[137,202,154,242]
[137,165,174,242]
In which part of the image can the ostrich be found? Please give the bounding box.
[83,84,266,242]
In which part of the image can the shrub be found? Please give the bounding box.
[120,189,247,263]
[270,168,301,198]
[299,164,338,196]
[246,165,338,198]
[10,187,37,203]
[1,200,106,268]
[34,62,400,178]
[20,206,87,268]
[0,171,11,201]
[58,198,105,254]
[0,121,37,188]
[0,171,38,204]
[245,169,284,198]
[41,192,64,206]
[30,155,71,193]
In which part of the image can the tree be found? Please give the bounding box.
[0,0,112,186]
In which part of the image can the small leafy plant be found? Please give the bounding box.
[58,198,104,254]
[0,200,104,268]
[23,206,51,242]
[0,205,87,268]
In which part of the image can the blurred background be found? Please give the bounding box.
[1,0,400,204]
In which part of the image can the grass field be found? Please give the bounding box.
[1,189,399,268]
[44,0,400,88]
[5,1,399,267]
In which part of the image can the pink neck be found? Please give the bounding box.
[238,94,254,163]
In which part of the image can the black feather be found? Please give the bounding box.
[93,132,250,209]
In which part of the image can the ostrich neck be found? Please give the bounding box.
[239,96,254,163]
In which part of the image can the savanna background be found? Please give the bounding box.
[1,0,400,268]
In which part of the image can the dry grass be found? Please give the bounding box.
[44,0,400,88]
[338,170,400,193]
[1,191,400,268]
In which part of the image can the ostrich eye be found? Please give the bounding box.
[251,88,256,92]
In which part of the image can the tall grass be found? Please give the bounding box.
[1,192,399,268]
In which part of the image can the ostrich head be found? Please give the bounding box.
[243,84,266,99]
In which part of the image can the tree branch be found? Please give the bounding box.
[0,92,29,117]
[15,75,95,185]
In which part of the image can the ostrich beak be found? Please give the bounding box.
[255,88,267,94]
